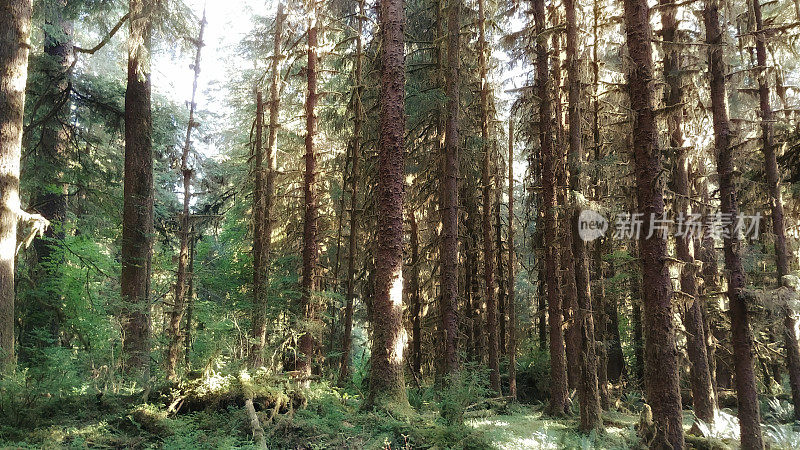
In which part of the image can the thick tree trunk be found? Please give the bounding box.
[298,3,320,379]
[704,1,764,447]
[366,0,408,410]
[167,12,205,380]
[532,0,568,416]
[565,0,601,429]
[658,0,716,423]
[440,0,461,376]
[0,0,34,365]
[338,0,364,386]
[121,0,154,382]
[751,0,800,420]
[507,119,517,399]
[251,4,284,370]
[622,0,684,446]
[477,0,500,394]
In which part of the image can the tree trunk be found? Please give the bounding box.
[658,0,716,423]
[590,0,609,409]
[25,0,72,352]
[704,1,764,447]
[167,11,205,380]
[553,27,580,392]
[184,228,196,369]
[440,0,461,376]
[565,0,601,429]
[338,0,364,386]
[298,2,320,380]
[751,0,800,420]
[409,210,422,377]
[507,118,517,399]
[532,0,568,416]
[477,0,500,394]
[121,0,154,382]
[496,160,506,358]
[251,4,284,370]
[366,0,409,410]
[695,175,719,398]
[622,0,684,445]
[0,0,34,365]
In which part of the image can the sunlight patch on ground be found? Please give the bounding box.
[467,406,640,450]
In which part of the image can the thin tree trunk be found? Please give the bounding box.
[440,0,461,376]
[465,204,478,362]
[507,118,517,399]
[622,0,684,445]
[184,228,196,369]
[704,1,764,447]
[167,11,205,380]
[658,0,716,423]
[0,0,34,365]
[751,0,800,419]
[409,210,422,377]
[26,0,72,351]
[565,0,601,429]
[338,0,364,386]
[121,0,154,383]
[298,2,320,380]
[496,159,506,358]
[695,175,719,398]
[552,28,580,393]
[630,259,645,385]
[590,0,609,409]
[251,4,284,369]
[532,0,568,416]
[477,0,499,394]
[366,0,408,410]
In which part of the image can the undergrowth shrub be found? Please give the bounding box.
[438,364,490,426]
[515,348,550,404]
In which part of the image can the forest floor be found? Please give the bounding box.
[2,375,799,449]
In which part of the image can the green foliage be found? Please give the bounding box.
[438,364,491,426]
[515,347,551,404]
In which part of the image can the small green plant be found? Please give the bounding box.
[438,364,490,426]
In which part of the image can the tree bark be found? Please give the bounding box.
[496,160,506,358]
[532,0,568,416]
[121,0,154,383]
[565,0,601,430]
[704,1,764,447]
[507,118,517,399]
[298,2,320,380]
[338,0,364,386]
[409,210,422,377]
[440,0,461,376]
[622,0,684,445]
[167,11,205,380]
[658,0,716,423]
[251,3,284,370]
[366,0,409,410]
[0,0,34,365]
[477,0,500,394]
